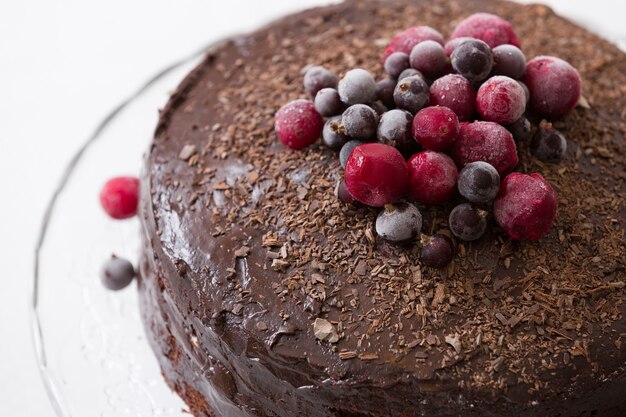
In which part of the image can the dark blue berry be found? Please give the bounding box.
[335,180,358,205]
[492,44,526,80]
[384,52,410,79]
[342,104,379,141]
[377,109,413,150]
[338,68,377,105]
[322,116,349,151]
[518,81,530,105]
[451,39,493,84]
[375,203,422,242]
[398,68,423,81]
[506,116,532,141]
[369,101,388,116]
[393,75,430,114]
[531,121,567,163]
[101,255,135,290]
[304,66,338,97]
[457,161,500,204]
[314,88,344,117]
[339,140,364,169]
[376,78,397,108]
[409,40,448,78]
[420,234,454,267]
[449,203,487,241]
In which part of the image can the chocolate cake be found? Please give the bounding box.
[137,0,626,415]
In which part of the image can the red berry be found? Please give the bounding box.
[274,99,323,150]
[383,26,445,63]
[344,143,408,207]
[429,74,476,122]
[452,121,519,175]
[494,173,558,241]
[407,151,458,205]
[450,13,520,49]
[523,56,581,119]
[476,76,526,125]
[412,106,459,151]
[100,176,139,219]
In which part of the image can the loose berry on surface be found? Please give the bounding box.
[338,68,377,105]
[376,78,397,108]
[448,203,488,241]
[274,99,323,150]
[339,139,363,169]
[452,121,519,174]
[420,234,454,268]
[342,104,379,141]
[531,121,567,163]
[492,44,526,79]
[444,37,474,57]
[429,74,476,121]
[375,203,423,243]
[476,75,526,125]
[322,116,349,151]
[409,40,448,79]
[100,176,139,219]
[407,151,458,205]
[101,255,135,291]
[412,106,459,151]
[523,56,582,118]
[304,66,339,97]
[451,39,494,84]
[494,172,558,240]
[315,88,345,117]
[335,180,359,206]
[394,75,430,114]
[505,116,532,142]
[344,143,408,207]
[398,68,423,81]
[384,52,410,79]
[450,13,520,49]
[457,161,500,204]
[383,26,445,62]
[377,109,414,150]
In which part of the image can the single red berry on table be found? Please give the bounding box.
[407,150,458,205]
[383,26,445,62]
[100,176,139,219]
[412,106,459,151]
[450,13,520,49]
[344,143,408,207]
[429,74,476,122]
[476,75,526,125]
[274,99,323,150]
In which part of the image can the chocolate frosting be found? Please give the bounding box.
[138,0,626,415]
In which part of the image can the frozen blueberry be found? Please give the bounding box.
[369,100,388,116]
[409,40,448,78]
[384,52,410,79]
[335,180,359,205]
[376,78,397,108]
[304,66,338,97]
[492,44,526,79]
[420,234,454,268]
[449,203,488,241]
[457,161,500,204]
[100,255,135,291]
[338,68,377,105]
[339,140,364,169]
[444,37,474,57]
[505,116,532,142]
[315,88,344,117]
[342,104,379,141]
[377,109,413,150]
[322,116,349,151]
[517,81,530,105]
[398,68,423,81]
[531,121,567,163]
[451,39,493,84]
[375,202,423,243]
[394,75,430,114]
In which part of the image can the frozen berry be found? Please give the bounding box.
[100,255,135,290]
[409,40,448,78]
[412,106,459,151]
[523,56,581,118]
[420,234,454,268]
[376,78,397,108]
[377,109,413,150]
[451,39,493,84]
[100,176,139,219]
[394,75,430,114]
[517,81,530,105]
[452,121,519,174]
[344,143,408,207]
[449,203,488,241]
[338,68,377,105]
[476,76,526,125]
[531,121,567,163]
[335,180,358,206]
[322,116,349,151]
[274,99,323,150]
[494,173,557,240]
[315,88,344,117]
[398,68,423,81]
[304,66,338,97]
[369,101,388,116]
[450,13,520,49]
[429,74,476,121]
[384,52,410,79]
[492,44,526,79]
[339,139,363,169]
[383,26,445,62]
[407,151,458,205]
[342,104,379,141]
[505,116,532,141]
[375,203,423,243]
[457,161,500,204]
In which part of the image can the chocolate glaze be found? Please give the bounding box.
[138,0,626,415]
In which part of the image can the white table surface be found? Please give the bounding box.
[0,1,624,416]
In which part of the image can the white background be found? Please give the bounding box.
[0,1,624,416]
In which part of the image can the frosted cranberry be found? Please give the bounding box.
[450,13,520,49]
[492,44,526,79]
[494,173,558,240]
[444,37,474,57]
[100,255,135,290]
[412,106,459,151]
[449,203,488,241]
[420,234,454,268]
[407,151,458,205]
[344,143,408,207]
[394,75,430,114]
[523,56,582,119]
[531,121,567,163]
[376,203,423,243]
[100,176,139,219]
[452,121,518,174]
[384,52,410,79]
[451,39,493,84]
[274,99,323,150]
[476,76,526,124]
[303,66,338,97]
[383,26,445,62]
[410,40,448,79]
[429,74,476,122]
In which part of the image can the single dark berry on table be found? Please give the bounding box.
[448,203,488,241]
[412,106,459,151]
[420,234,454,268]
[429,74,476,121]
[314,88,344,117]
[369,101,388,116]
[494,172,558,240]
[322,116,349,151]
[393,75,430,114]
[338,68,377,105]
[407,150,458,205]
[344,143,408,207]
[451,39,493,84]
[304,66,338,97]
[531,121,567,163]
[409,40,449,79]
[375,203,423,243]
[342,104,379,141]
[100,176,140,219]
[384,52,410,79]
[383,26,445,62]
[450,13,520,49]
[339,139,363,169]
[335,180,359,206]
[274,99,323,150]
[444,37,474,57]
[398,68,423,81]
[492,44,526,79]
[457,161,500,204]
[505,116,532,141]
[376,78,397,108]
[377,109,413,150]
[476,75,526,125]
[101,255,136,291]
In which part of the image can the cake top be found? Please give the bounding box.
[147,0,626,403]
